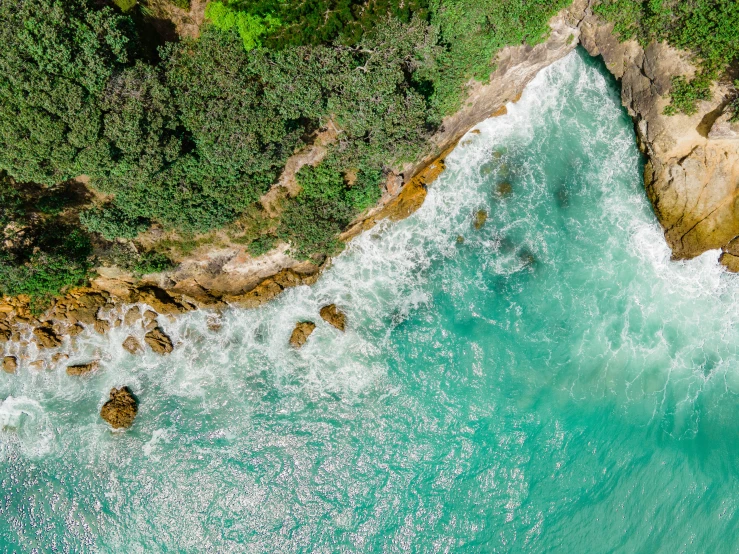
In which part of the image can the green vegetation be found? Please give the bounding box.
[0,174,92,309]
[80,204,150,241]
[205,2,280,50]
[0,0,583,301]
[594,0,739,115]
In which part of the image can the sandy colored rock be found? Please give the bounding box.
[122,336,143,355]
[144,327,174,355]
[94,318,110,335]
[68,324,84,337]
[290,321,316,348]
[319,304,346,332]
[474,210,488,230]
[124,306,142,326]
[66,361,99,376]
[100,387,138,429]
[64,292,108,325]
[135,287,190,316]
[143,310,158,321]
[33,326,62,349]
[52,352,69,364]
[29,360,46,371]
[2,356,17,374]
[578,14,739,260]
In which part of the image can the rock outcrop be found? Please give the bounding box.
[33,326,62,349]
[2,356,17,374]
[66,361,99,376]
[290,322,316,348]
[100,387,138,429]
[122,336,143,355]
[145,327,174,355]
[578,13,739,262]
[320,304,346,331]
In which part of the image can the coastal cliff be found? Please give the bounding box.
[2,0,738,363]
[578,13,739,266]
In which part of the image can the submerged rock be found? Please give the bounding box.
[2,356,17,374]
[144,327,174,355]
[496,181,513,197]
[474,210,488,230]
[66,361,99,376]
[100,387,138,429]
[122,336,143,355]
[320,304,346,332]
[290,321,316,348]
[33,326,62,349]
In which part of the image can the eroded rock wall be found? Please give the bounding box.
[578,13,739,262]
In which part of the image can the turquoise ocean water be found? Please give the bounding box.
[3,49,739,552]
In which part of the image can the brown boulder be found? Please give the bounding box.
[473,210,488,230]
[122,336,143,355]
[66,361,99,376]
[144,327,174,355]
[68,324,85,337]
[319,304,346,332]
[66,292,108,325]
[2,356,17,374]
[33,326,62,349]
[290,321,316,348]
[124,306,142,326]
[135,287,190,316]
[100,387,138,429]
[94,319,110,335]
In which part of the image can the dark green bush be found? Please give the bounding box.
[80,203,150,240]
[133,251,176,275]
[247,235,279,256]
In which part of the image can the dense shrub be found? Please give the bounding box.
[80,203,150,240]
[133,251,176,275]
[0,0,135,184]
[205,1,280,50]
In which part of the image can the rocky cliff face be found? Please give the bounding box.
[578,13,739,265]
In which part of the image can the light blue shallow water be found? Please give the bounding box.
[3,49,739,552]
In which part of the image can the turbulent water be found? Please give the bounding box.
[3,49,739,552]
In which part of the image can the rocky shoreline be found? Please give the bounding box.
[2,0,739,428]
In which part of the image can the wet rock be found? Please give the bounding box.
[29,360,46,371]
[320,304,346,332]
[496,181,513,197]
[144,327,174,355]
[65,292,108,325]
[52,352,69,364]
[2,356,17,374]
[33,326,62,349]
[0,327,11,343]
[124,306,142,326]
[206,314,223,332]
[290,321,316,348]
[66,361,99,376]
[135,287,190,316]
[68,324,85,337]
[456,235,465,244]
[473,210,488,230]
[100,387,138,429]
[122,336,143,355]
[94,318,110,335]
